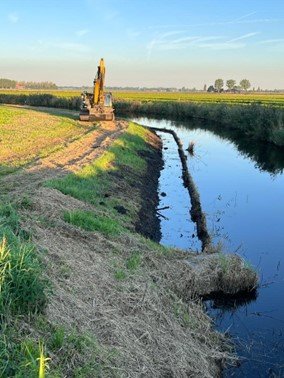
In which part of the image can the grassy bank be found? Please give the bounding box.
[0,107,258,375]
[115,100,284,147]
[0,199,117,377]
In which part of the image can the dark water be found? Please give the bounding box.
[131,117,284,377]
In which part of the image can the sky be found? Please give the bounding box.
[0,0,284,89]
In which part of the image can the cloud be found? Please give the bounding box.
[146,31,185,58]
[228,32,259,43]
[197,41,245,50]
[257,38,284,51]
[147,31,257,55]
[8,13,19,23]
[258,38,284,44]
[76,29,89,37]
[148,12,281,30]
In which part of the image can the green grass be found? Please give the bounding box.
[0,105,94,173]
[113,91,284,107]
[64,210,122,235]
[116,100,284,147]
[126,253,141,271]
[0,200,49,377]
[0,317,116,378]
[1,89,284,107]
[0,202,47,317]
[114,269,127,280]
[47,123,150,236]
[0,198,115,376]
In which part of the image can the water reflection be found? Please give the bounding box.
[130,116,284,377]
[169,118,284,176]
[205,289,258,312]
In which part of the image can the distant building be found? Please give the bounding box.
[16,83,25,90]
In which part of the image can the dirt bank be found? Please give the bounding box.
[1,114,258,376]
[134,131,163,242]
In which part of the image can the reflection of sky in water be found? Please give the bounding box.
[131,117,284,377]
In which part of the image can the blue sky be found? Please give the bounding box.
[0,0,284,88]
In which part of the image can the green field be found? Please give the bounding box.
[113,91,284,107]
[0,105,93,175]
[0,89,284,107]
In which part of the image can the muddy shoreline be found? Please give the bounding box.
[134,131,163,242]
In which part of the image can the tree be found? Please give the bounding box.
[0,78,16,89]
[226,79,236,91]
[207,85,215,93]
[240,79,251,91]
[203,84,207,92]
[214,78,224,93]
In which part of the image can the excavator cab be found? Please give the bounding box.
[104,93,112,107]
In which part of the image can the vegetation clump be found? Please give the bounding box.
[115,100,284,146]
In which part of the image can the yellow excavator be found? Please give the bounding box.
[80,58,114,121]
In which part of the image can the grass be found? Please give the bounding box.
[0,105,94,175]
[126,253,141,271]
[113,253,141,281]
[116,100,284,147]
[0,317,115,378]
[0,238,47,315]
[1,89,284,107]
[113,91,284,107]
[1,90,283,147]
[0,111,258,375]
[64,209,122,235]
[0,202,47,316]
[47,122,150,235]
[0,199,116,377]
[0,199,49,376]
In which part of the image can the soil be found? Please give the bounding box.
[134,131,163,242]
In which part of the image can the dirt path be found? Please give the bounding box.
[1,119,128,196]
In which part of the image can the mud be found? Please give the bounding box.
[134,134,163,242]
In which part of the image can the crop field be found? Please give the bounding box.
[0,105,94,175]
[112,91,284,107]
[0,89,284,107]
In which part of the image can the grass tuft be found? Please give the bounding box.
[0,237,47,316]
[64,209,122,235]
[126,253,141,271]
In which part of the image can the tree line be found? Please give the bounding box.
[0,78,57,89]
[206,79,251,93]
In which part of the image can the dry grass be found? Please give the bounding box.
[3,116,258,376]
[25,187,233,377]
[0,105,94,174]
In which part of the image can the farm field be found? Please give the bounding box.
[0,89,284,107]
[0,105,95,175]
[113,91,284,107]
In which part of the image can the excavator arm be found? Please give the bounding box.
[93,58,105,105]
